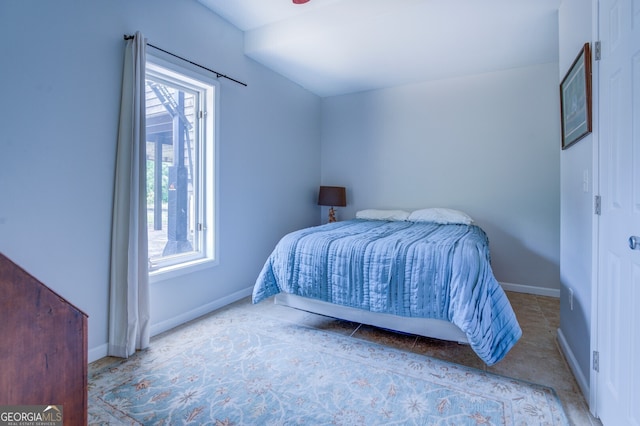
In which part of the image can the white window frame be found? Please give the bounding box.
[145,52,218,281]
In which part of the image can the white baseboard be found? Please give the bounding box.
[499,281,560,298]
[87,286,253,364]
[89,344,109,363]
[150,286,253,337]
[557,328,590,400]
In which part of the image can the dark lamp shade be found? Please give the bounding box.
[318,186,346,207]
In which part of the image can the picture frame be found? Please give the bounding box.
[560,43,592,150]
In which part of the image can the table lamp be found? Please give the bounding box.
[318,186,346,223]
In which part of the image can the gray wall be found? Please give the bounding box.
[321,63,561,291]
[0,0,579,367]
[0,0,321,361]
[558,0,595,397]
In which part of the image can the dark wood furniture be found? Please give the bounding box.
[0,252,88,425]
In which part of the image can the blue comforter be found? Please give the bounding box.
[252,219,521,365]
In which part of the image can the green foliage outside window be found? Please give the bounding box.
[146,160,169,205]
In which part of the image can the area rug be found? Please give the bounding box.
[88,305,569,425]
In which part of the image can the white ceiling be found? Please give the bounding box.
[198,0,560,97]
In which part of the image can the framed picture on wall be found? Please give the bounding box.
[560,42,592,150]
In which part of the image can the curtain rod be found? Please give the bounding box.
[124,34,247,87]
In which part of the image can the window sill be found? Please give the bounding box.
[149,257,217,284]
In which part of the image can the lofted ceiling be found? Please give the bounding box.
[198,0,560,97]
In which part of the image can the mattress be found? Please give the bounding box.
[253,219,521,365]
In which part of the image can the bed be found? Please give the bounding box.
[252,208,522,366]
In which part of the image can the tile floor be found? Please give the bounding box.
[250,291,601,426]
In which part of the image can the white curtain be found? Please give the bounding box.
[108,31,150,358]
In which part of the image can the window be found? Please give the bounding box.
[145,55,216,274]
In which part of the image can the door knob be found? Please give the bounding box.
[629,236,640,250]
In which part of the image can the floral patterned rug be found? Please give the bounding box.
[89,304,568,425]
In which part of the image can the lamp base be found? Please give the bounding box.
[328,207,337,223]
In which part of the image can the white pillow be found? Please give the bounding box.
[356,209,410,221]
[407,208,473,225]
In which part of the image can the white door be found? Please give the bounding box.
[596,0,640,423]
